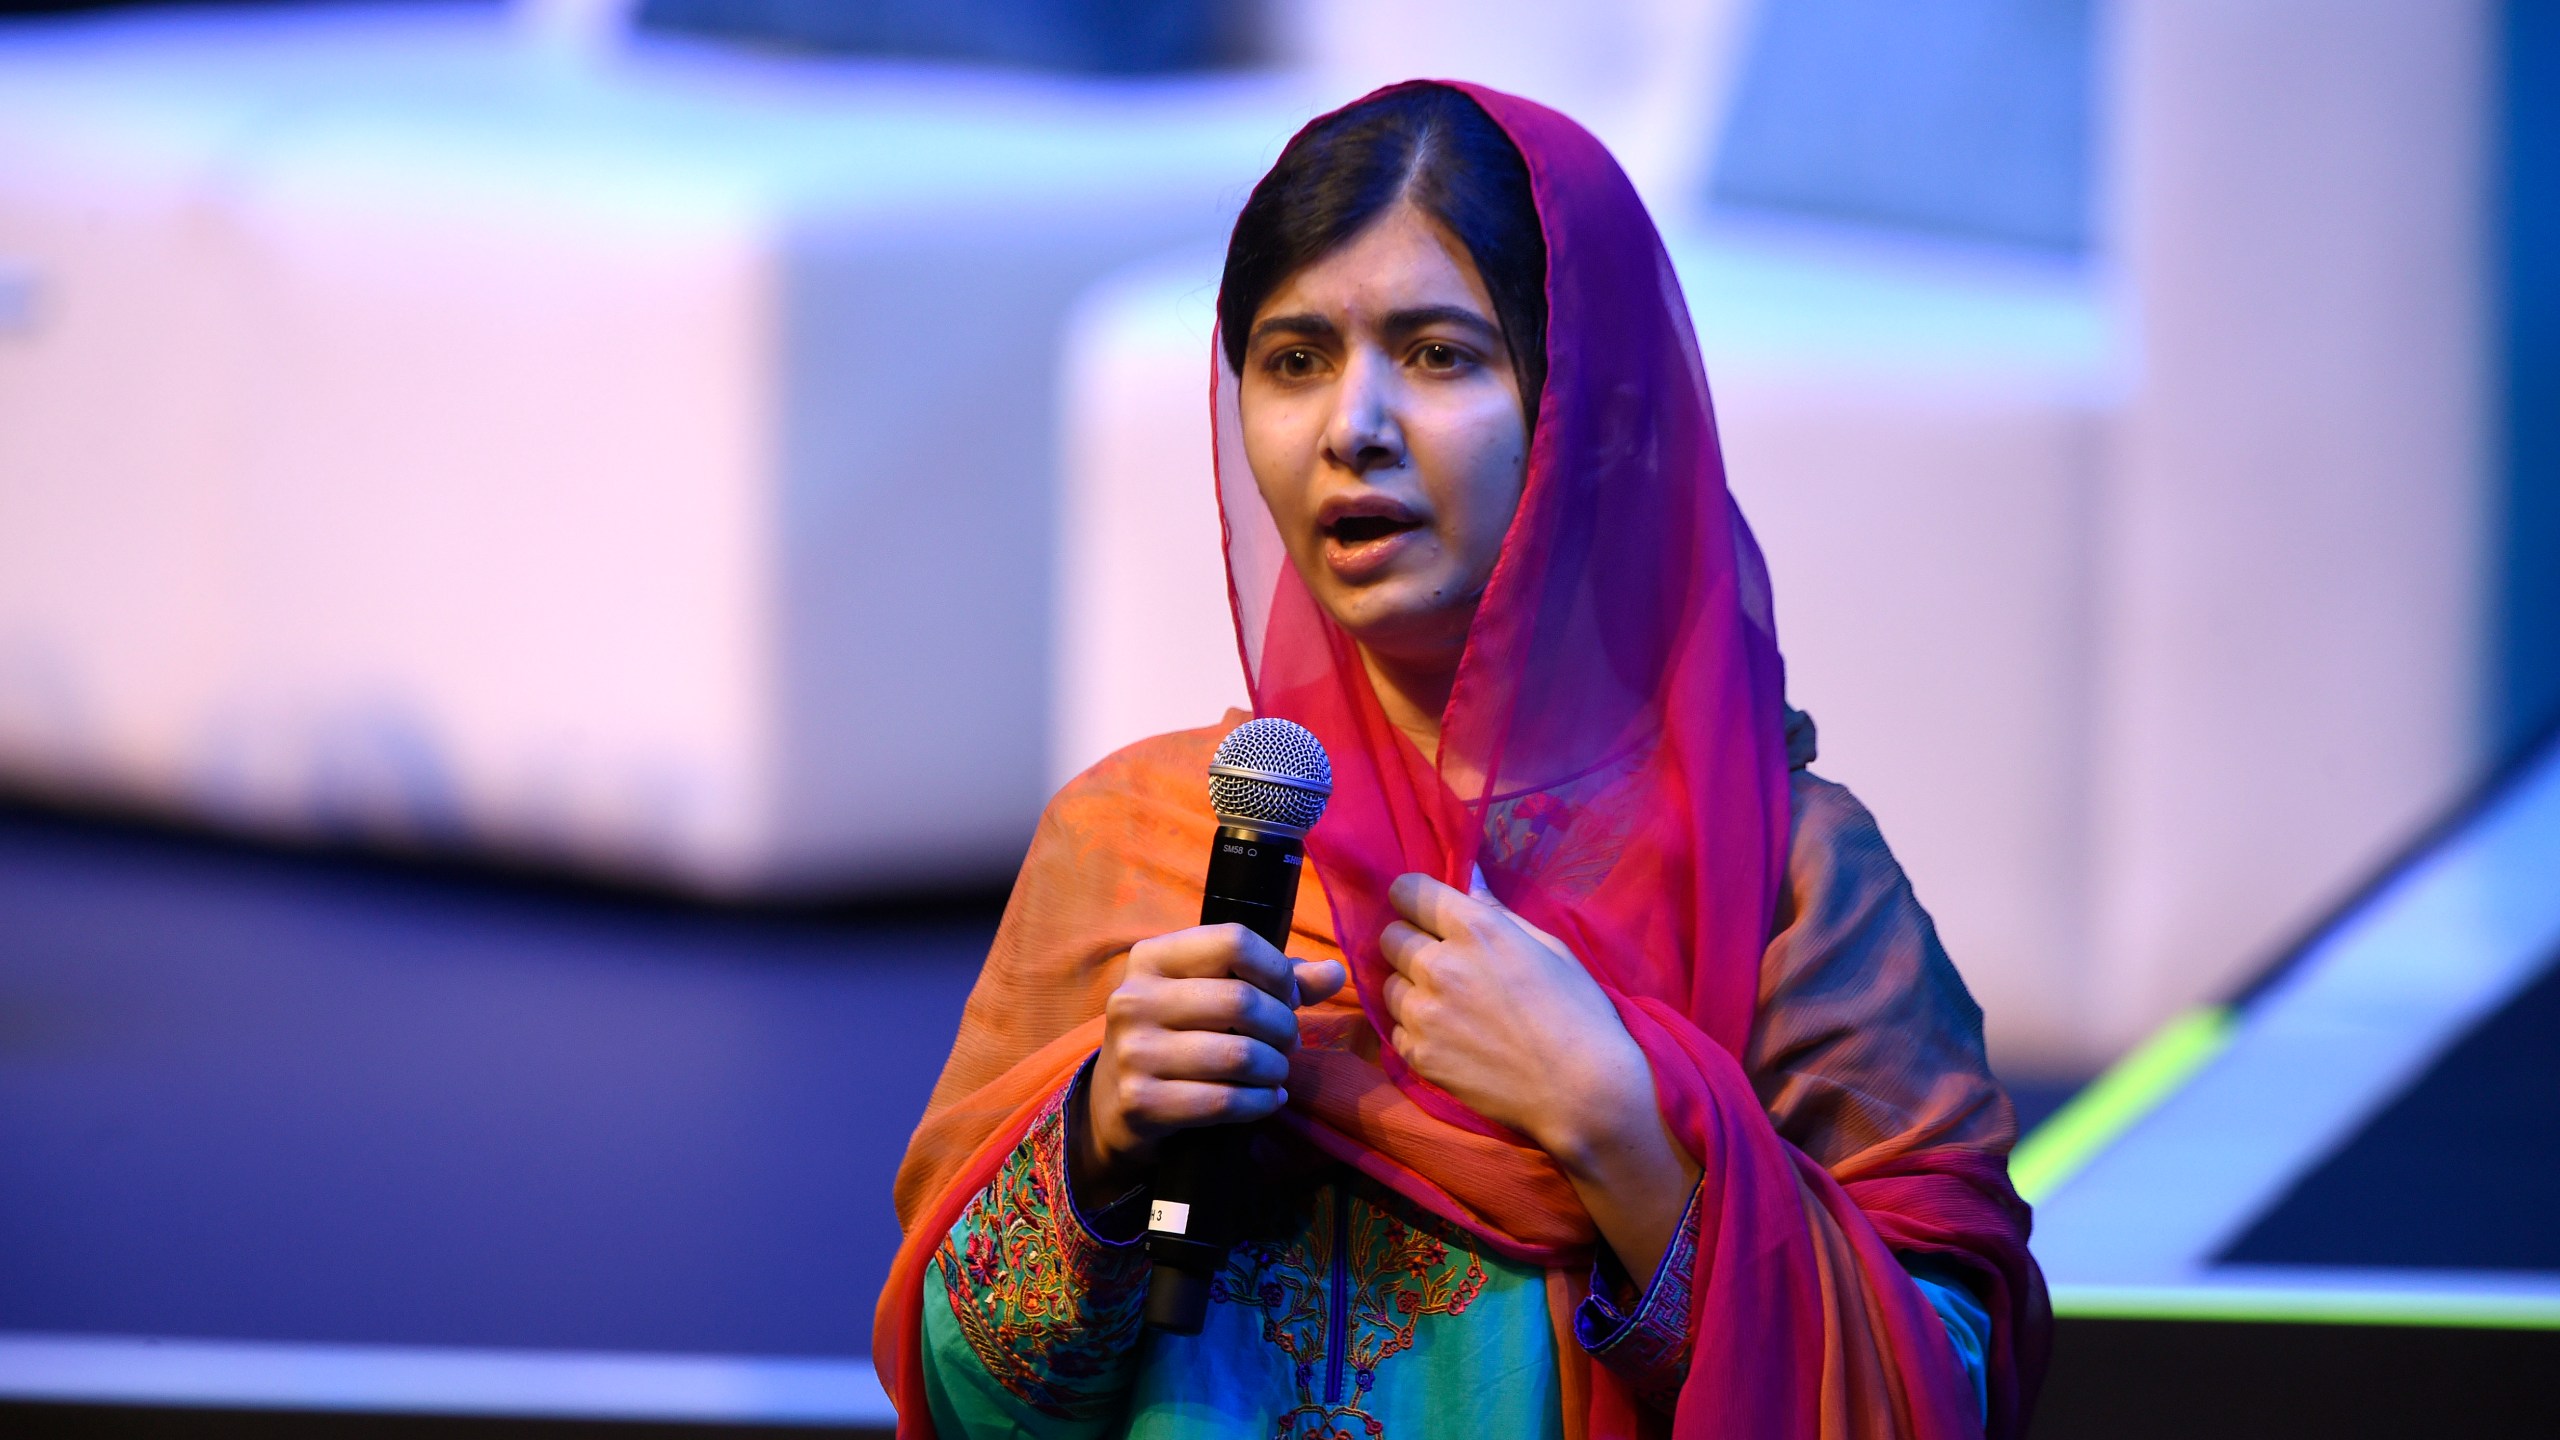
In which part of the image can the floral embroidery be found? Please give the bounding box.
[1573,1179,1703,1411]
[1480,737,1657,902]
[1214,1182,1488,1439]
[934,1083,1147,1419]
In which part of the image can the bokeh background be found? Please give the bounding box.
[0,0,2552,1430]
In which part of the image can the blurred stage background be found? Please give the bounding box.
[0,0,2553,1434]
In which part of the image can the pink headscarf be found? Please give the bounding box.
[1218,81,2043,1440]
[1217,79,1788,1145]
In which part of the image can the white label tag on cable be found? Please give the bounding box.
[1148,1200,1190,1235]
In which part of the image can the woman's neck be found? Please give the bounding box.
[1358,645,1457,767]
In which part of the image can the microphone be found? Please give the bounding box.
[1142,717,1333,1334]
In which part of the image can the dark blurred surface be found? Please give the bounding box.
[0,800,993,1358]
[2219,941,2560,1271]
[0,0,1262,74]
[2502,0,2560,757]
[635,0,1266,72]
[2000,1074,2084,1140]
[0,1,491,14]
[0,1403,883,1438]
[2029,1317,2560,1439]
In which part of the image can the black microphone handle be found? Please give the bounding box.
[1142,823,1304,1334]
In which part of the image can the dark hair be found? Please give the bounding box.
[1218,84,1548,430]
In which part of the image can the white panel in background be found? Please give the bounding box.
[2089,0,2494,1051]
[1052,251,1250,787]
[0,8,1314,894]
[1682,217,2118,1073]
[208,119,772,884]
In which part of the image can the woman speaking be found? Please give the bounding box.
[876,81,2047,1439]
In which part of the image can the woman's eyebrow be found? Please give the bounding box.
[1381,305,1501,343]
[1248,313,1337,348]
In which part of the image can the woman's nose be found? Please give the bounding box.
[1321,351,1404,476]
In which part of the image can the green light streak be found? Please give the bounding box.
[2052,1282,2560,1330]
[2009,1006,2235,1205]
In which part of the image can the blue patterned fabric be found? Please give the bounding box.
[1572,1182,1703,1409]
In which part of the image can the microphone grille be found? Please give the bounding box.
[1207,717,1333,836]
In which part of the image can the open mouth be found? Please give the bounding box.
[1325,513,1426,545]
[1317,501,1428,582]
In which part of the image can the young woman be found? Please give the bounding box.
[877,82,2047,1440]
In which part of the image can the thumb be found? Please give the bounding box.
[1291,957,1349,1007]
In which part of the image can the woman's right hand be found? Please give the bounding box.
[1072,924,1348,1202]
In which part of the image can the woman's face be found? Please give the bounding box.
[1237,200,1530,679]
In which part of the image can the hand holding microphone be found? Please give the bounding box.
[1074,922,1344,1191]
[1069,718,1338,1334]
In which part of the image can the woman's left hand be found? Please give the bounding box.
[1381,869,1704,1281]
[1377,870,1655,1166]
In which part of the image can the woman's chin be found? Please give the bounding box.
[1315,580,1474,665]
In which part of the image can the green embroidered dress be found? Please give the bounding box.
[923,1077,1580,1440]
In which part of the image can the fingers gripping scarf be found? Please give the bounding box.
[879,81,2046,1440]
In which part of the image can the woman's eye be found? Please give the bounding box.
[1271,348,1318,379]
[1415,342,1465,371]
